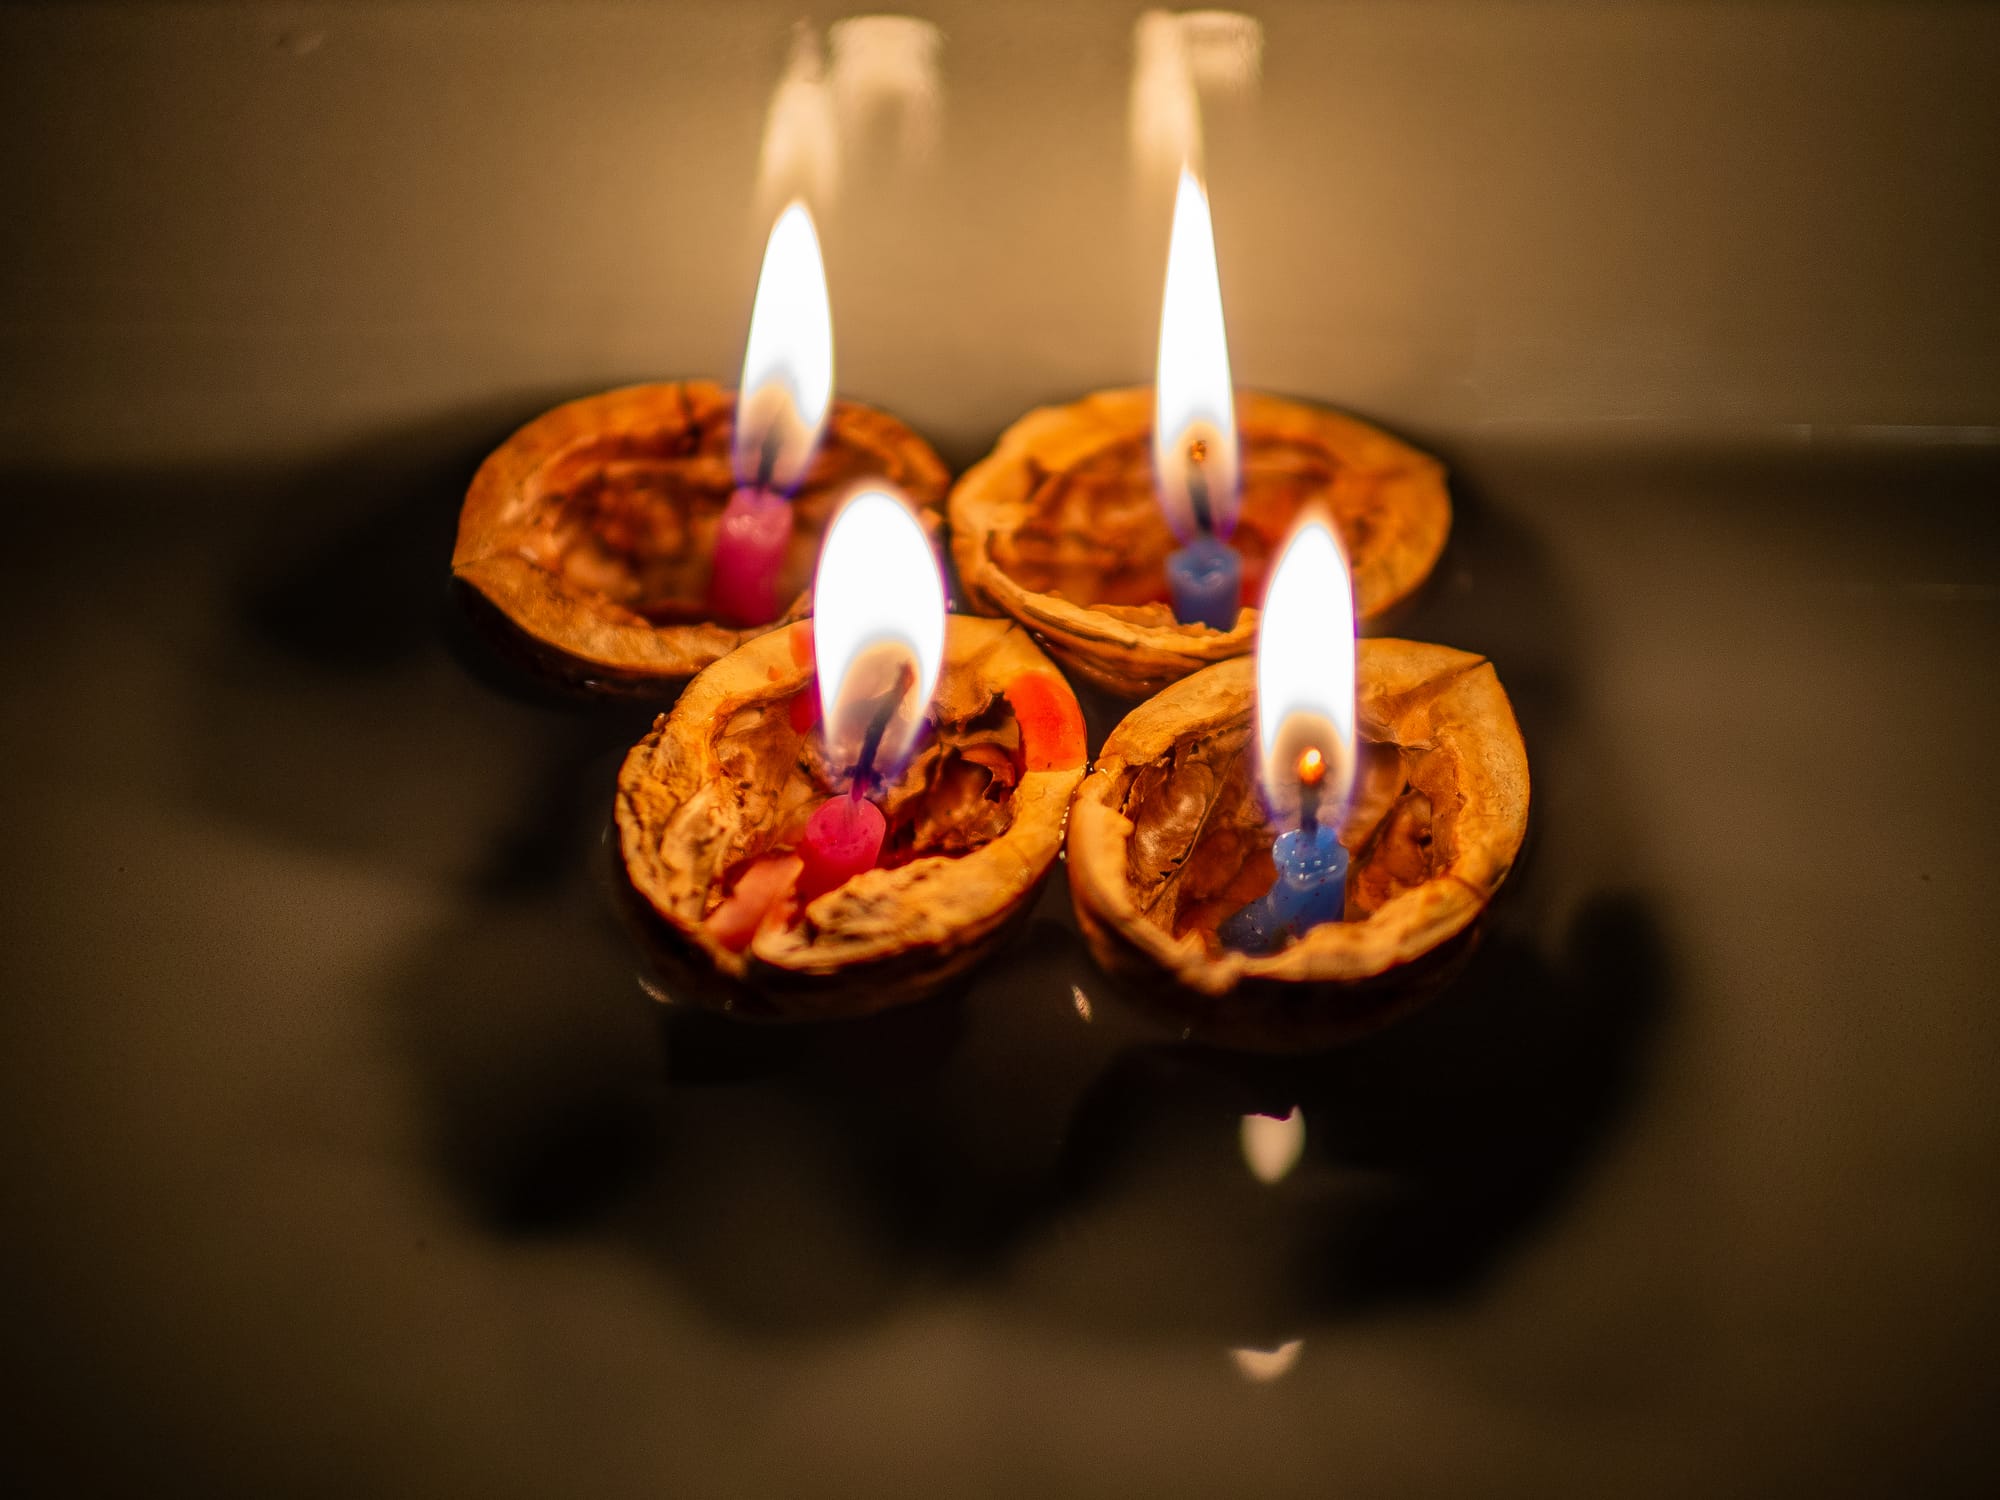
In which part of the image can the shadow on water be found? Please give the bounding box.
[389,805,1125,1333]
[179,399,669,883]
[214,395,586,684]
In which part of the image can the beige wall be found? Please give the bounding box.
[2,1,1994,468]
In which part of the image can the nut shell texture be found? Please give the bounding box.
[455,381,948,692]
[617,615,1086,1018]
[1066,639,1528,1046]
[950,388,1450,697]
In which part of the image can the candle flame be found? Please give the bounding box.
[813,489,945,788]
[1256,517,1356,826]
[1153,164,1239,542]
[734,199,834,492]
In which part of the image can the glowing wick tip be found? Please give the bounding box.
[1297,747,1326,787]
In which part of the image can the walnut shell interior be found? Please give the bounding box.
[1067,640,1528,1045]
[455,381,948,691]
[616,615,1087,1018]
[950,388,1451,697]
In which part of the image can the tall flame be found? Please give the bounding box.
[1256,517,1356,825]
[813,489,946,785]
[1153,165,1240,542]
[734,199,834,492]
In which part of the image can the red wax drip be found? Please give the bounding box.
[796,795,887,904]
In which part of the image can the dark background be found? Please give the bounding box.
[2,4,1996,1496]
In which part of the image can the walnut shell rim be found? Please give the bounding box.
[949,387,1451,698]
[454,380,949,695]
[1066,640,1529,1046]
[615,615,1086,1020]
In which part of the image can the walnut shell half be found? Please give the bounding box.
[1066,640,1528,1049]
[950,388,1450,698]
[616,614,1087,1019]
[454,381,948,694]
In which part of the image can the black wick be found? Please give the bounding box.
[753,423,782,492]
[849,662,916,800]
[1187,457,1216,536]
[1299,774,1322,838]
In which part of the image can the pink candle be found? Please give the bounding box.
[706,485,792,627]
[795,794,886,905]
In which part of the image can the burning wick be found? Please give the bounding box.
[1165,439,1242,630]
[1296,746,1326,830]
[755,423,782,492]
[1219,747,1349,954]
[1186,438,1215,530]
[1264,746,1348,940]
[846,662,915,799]
[708,200,834,628]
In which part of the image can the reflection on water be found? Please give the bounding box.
[1130,9,1263,182]
[1034,893,1667,1342]
[756,25,841,215]
[1231,1337,1304,1383]
[1240,1105,1305,1185]
[757,15,944,220]
[831,16,943,164]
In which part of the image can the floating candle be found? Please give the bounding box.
[796,487,946,902]
[617,612,1086,1018]
[1155,165,1243,630]
[707,199,835,627]
[1219,517,1357,954]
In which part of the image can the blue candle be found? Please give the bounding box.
[1219,823,1349,954]
[1264,823,1349,930]
[1167,532,1243,630]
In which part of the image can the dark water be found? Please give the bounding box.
[2,423,1996,1496]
